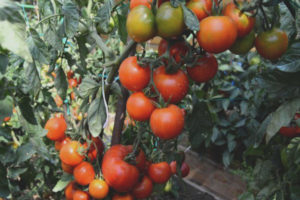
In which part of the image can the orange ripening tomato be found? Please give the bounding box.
[55,137,71,151]
[89,179,109,199]
[60,141,84,166]
[112,194,134,200]
[73,190,90,200]
[73,161,95,186]
[150,104,184,140]
[186,0,212,21]
[65,181,76,200]
[130,0,153,10]
[119,56,151,91]
[187,54,218,83]
[148,162,171,184]
[3,117,11,122]
[158,39,189,63]
[223,2,255,37]
[126,92,156,121]
[197,16,237,53]
[69,78,78,89]
[45,117,67,141]
[61,161,74,174]
[153,66,189,104]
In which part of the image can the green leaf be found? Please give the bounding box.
[187,101,213,149]
[182,5,199,31]
[7,168,27,179]
[88,97,107,137]
[24,62,41,95]
[222,150,231,167]
[44,26,63,51]
[0,54,8,74]
[117,13,128,44]
[16,143,36,164]
[78,77,100,98]
[54,67,68,100]
[76,35,88,69]
[276,42,300,73]
[18,96,37,125]
[27,28,50,64]
[0,164,9,198]
[52,174,73,192]
[62,1,79,38]
[0,96,13,124]
[95,0,114,30]
[266,98,300,143]
[0,0,24,23]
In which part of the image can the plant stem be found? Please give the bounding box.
[283,0,296,18]
[35,14,61,28]
[111,85,129,145]
[90,31,116,60]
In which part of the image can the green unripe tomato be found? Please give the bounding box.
[230,30,255,55]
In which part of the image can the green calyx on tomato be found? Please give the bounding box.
[127,5,156,42]
[230,30,255,55]
[156,2,185,39]
[255,28,288,61]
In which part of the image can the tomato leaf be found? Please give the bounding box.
[54,67,68,101]
[16,143,36,164]
[76,35,88,69]
[78,77,100,98]
[62,1,79,38]
[24,62,41,95]
[0,54,8,74]
[182,6,199,31]
[18,96,37,125]
[95,0,114,33]
[88,97,107,137]
[117,13,128,45]
[52,174,73,192]
[222,150,231,167]
[265,98,300,143]
[44,26,63,51]
[0,96,13,124]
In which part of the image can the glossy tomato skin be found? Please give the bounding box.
[187,54,218,82]
[102,145,140,192]
[55,137,71,151]
[197,16,237,53]
[186,0,212,21]
[65,181,76,200]
[153,66,189,103]
[279,127,299,137]
[62,161,74,174]
[119,56,150,91]
[130,0,153,9]
[255,28,288,60]
[112,194,134,200]
[156,2,185,39]
[73,190,90,200]
[60,141,84,166]
[67,70,74,79]
[126,92,155,121]
[132,176,153,199]
[89,179,109,199]
[69,78,78,88]
[158,39,189,63]
[230,30,255,55]
[223,2,255,37]
[150,104,184,139]
[148,162,171,184]
[170,161,190,177]
[88,137,104,162]
[127,5,156,42]
[73,161,95,186]
[45,117,67,141]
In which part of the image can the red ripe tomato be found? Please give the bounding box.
[132,176,153,199]
[62,161,74,174]
[112,194,134,200]
[279,127,299,137]
[255,28,288,60]
[153,66,189,103]
[67,70,74,79]
[60,141,84,166]
[197,16,237,53]
[45,117,67,141]
[223,2,255,37]
[130,0,153,9]
[73,190,90,200]
[3,116,11,122]
[158,39,189,63]
[186,0,212,21]
[150,104,184,140]
[73,161,95,186]
[119,56,150,91]
[136,149,147,171]
[55,137,71,151]
[170,161,190,177]
[187,54,218,82]
[126,92,156,121]
[102,145,140,192]
[88,137,105,161]
[69,78,78,88]
[148,162,171,184]
[65,181,76,200]
[89,179,109,199]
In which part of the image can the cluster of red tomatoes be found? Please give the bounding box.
[44,114,189,199]
[127,0,289,61]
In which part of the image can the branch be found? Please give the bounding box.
[90,31,116,59]
[35,14,62,28]
[283,0,296,19]
[111,85,129,145]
